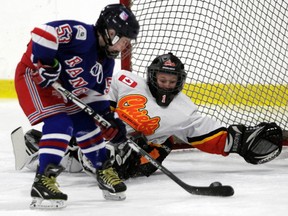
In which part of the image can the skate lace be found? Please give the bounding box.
[99,167,122,186]
[42,176,62,193]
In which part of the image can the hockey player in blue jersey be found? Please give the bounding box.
[14,4,139,208]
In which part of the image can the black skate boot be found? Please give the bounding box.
[30,164,67,209]
[96,161,127,201]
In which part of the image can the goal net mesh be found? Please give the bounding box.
[124,0,288,129]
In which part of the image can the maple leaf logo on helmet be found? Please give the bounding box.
[163,60,176,67]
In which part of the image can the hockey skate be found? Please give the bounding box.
[30,164,67,209]
[96,161,127,201]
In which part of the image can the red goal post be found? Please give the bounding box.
[120,0,288,148]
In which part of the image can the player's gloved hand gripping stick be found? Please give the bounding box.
[52,82,234,197]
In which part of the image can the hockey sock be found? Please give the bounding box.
[38,113,72,174]
[76,128,108,169]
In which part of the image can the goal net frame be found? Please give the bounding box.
[119,0,288,148]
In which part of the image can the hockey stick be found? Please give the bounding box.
[52,82,234,197]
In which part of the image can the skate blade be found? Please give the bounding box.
[30,197,67,209]
[102,190,126,201]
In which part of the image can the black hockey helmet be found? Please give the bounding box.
[147,53,186,106]
[95,4,140,58]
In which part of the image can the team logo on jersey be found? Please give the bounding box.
[119,75,137,87]
[116,94,160,135]
[74,25,87,40]
[90,62,103,83]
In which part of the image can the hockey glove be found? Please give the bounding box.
[227,122,282,164]
[128,131,149,149]
[100,110,127,144]
[32,59,61,88]
[107,131,145,170]
[112,141,132,166]
[137,136,173,177]
[118,131,149,167]
[107,131,147,180]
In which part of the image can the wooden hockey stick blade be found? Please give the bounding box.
[127,139,234,197]
[11,127,27,170]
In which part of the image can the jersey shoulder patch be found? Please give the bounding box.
[118,74,137,87]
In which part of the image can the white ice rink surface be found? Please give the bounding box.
[1,99,288,216]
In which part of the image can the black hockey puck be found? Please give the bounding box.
[209,181,222,187]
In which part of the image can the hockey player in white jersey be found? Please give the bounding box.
[16,53,283,181]
[104,52,283,179]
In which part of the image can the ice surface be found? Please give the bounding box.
[1,99,288,216]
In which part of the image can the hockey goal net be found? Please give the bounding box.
[120,0,288,146]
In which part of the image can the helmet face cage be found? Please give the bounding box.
[96,4,140,59]
[147,53,186,106]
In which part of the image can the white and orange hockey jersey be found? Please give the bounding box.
[109,70,229,156]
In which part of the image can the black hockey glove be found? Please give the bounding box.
[100,110,127,144]
[128,131,149,149]
[227,122,282,164]
[107,131,147,180]
[137,137,173,177]
[115,132,173,178]
[32,59,61,88]
[105,141,134,180]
